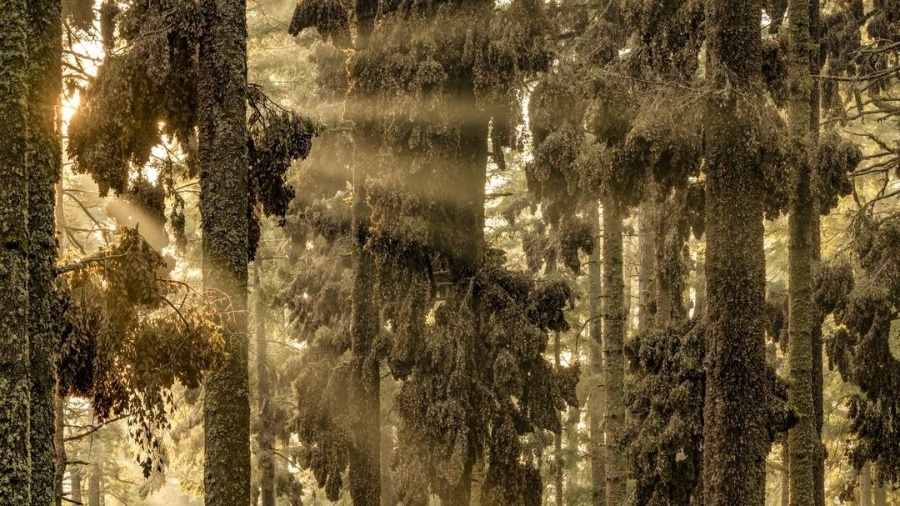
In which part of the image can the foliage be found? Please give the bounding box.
[57,227,225,477]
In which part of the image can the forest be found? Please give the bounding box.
[0,0,898,504]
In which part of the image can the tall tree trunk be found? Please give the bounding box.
[860,463,872,506]
[254,262,275,506]
[198,0,251,501]
[348,1,381,501]
[807,1,826,504]
[348,152,381,506]
[702,0,769,503]
[588,203,606,506]
[87,465,100,506]
[54,395,66,506]
[787,0,818,501]
[0,2,33,503]
[637,202,654,333]
[381,430,396,506]
[554,330,564,506]
[70,467,82,506]
[602,198,626,506]
[26,0,62,502]
[874,480,886,506]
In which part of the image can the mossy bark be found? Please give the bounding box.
[602,198,626,506]
[198,0,251,502]
[253,262,275,506]
[787,0,819,502]
[0,3,33,504]
[26,0,62,503]
[702,0,769,503]
[588,203,606,506]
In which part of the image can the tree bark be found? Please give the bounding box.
[198,0,251,501]
[54,395,66,506]
[588,203,606,506]
[70,467,82,506]
[602,198,626,506]
[254,262,275,506]
[87,464,100,506]
[0,2,33,503]
[637,202,654,333]
[874,480,886,506]
[701,0,769,503]
[554,330,564,506]
[26,0,63,502]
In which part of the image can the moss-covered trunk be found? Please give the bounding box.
[253,262,275,506]
[26,0,62,502]
[588,203,606,506]
[0,3,32,503]
[786,0,817,500]
[198,0,251,501]
[602,198,626,506]
[701,0,769,503]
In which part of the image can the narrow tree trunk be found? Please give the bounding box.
[54,395,67,506]
[874,480,886,506]
[602,198,626,506]
[0,2,33,503]
[254,262,275,506]
[87,465,100,506]
[381,429,396,506]
[348,1,381,501]
[861,463,872,506]
[198,0,251,501]
[70,467,82,506]
[787,0,818,501]
[637,202,654,333]
[702,0,769,502]
[554,330,564,506]
[588,203,606,506]
[782,443,790,506]
[26,0,63,502]
[808,2,826,504]
[348,154,381,506]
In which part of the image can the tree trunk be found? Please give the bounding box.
[602,198,626,506]
[26,0,62,503]
[348,2,382,501]
[70,467,82,506]
[860,463,872,506]
[0,2,33,503]
[198,0,251,501]
[54,395,67,506]
[702,0,769,503]
[637,202,654,333]
[381,429,396,506]
[874,480,886,506]
[348,149,381,506]
[87,465,100,506]
[254,262,275,506]
[588,203,606,506]
[787,0,818,501]
[554,330,564,506]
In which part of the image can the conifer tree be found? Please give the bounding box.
[26,0,63,502]
[0,1,32,503]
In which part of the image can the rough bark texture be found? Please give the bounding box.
[0,2,33,503]
[588,203,606,506]
[860,463,872,506]
[701,0,769,503]
[254,263,275,506]
[26,0,63,502]
[54,395,66,506]
[787,0,817,501]
[198,0,251,501]
[602,199,626,506]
